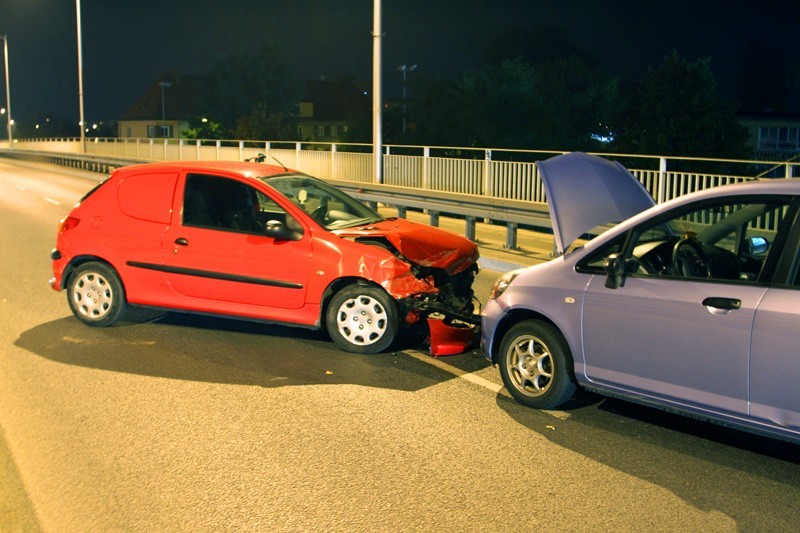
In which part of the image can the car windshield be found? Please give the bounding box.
[261,174,383,229]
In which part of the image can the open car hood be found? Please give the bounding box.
[334,218,478,274]
[537,152,655,254]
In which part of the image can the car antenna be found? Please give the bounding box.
[269,153,289,172]
[246,152,288,172]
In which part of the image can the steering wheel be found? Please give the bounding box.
[671,236,711,278]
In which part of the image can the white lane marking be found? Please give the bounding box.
[403,349,508,395]
[44,197,61,205]
[402,349,571,420]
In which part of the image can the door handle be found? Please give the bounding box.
[702,297,741,310]
[174,238,189,246]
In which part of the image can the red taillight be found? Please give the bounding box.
[58,216,80,233]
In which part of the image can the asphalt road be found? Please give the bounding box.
[2,159,799,532]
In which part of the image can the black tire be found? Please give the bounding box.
[66,261,128,327]
[498,320,577,409]
[326,284,398,354]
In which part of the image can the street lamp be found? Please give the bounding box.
[1,34,12,148]
[372,0,382,184]
[76,0,85,151]
[397,64,417,138]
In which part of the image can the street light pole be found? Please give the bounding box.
[76,0,85,152]
[1,35,12,149]
[372,0,382,184]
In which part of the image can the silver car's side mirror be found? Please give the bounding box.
[603,253,626,289]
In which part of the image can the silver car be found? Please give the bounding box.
[481,152,800,444]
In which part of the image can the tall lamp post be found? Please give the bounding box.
[397,64,416,138]
[1,34,12,148]
[76,0,85,151]
[372,0,382,184]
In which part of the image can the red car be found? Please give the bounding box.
[50,161,479,353]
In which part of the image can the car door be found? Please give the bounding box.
[161,172,312,310]
[748,220,800,433]
[582,275,765,415]
[749,288,800,432]
[580,196,793,417]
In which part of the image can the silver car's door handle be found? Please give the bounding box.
[702,297,741,310]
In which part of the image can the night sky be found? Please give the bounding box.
[0,0,798,127]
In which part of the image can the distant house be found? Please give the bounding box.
[118,75,370,142]
[118,74,204,139]
[739,113,800,160]
[296,79,370,143]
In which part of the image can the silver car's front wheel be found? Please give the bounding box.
[499,320,576,409]
[508,334,553,395]
[326,284,398,354]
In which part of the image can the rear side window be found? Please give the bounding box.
[117,172,178,224]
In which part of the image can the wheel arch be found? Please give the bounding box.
[61,255,124,291]
[320,276,388,329]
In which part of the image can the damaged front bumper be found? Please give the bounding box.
[404,302,481,357]
[427,317,478,357]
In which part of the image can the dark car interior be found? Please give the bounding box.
[579,199,792,284]
[183,173,288,233]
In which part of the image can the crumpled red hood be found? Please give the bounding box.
[334,218,478,274]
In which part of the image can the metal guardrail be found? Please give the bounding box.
[0,148,146,175]
[327,178,551,248]
[0,148,549,249]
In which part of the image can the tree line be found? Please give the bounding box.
[133,26,794,162]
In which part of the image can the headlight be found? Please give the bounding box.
[489,269,522,299]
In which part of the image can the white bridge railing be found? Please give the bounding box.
[7,137,800,207]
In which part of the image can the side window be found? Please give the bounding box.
[577,236,625,273]
[183,174,286,233]
[625,197,791,283]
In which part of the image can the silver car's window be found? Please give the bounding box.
[626,198,792,282]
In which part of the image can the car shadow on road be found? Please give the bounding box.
[495,391,800,530]
[14,313,485,393]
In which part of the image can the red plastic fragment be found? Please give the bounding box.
[427,318,477,357]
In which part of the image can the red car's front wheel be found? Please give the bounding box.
[326,284,398,354]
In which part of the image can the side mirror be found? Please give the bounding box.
[264,220,299,241]
[603,253,627,289]
[747,236,769,256]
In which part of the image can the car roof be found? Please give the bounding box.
[641,178,800,217]
[679,177,800,197]
[112,160,294,180]
[577,177,800,254]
